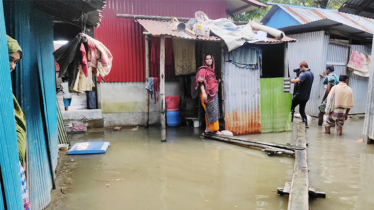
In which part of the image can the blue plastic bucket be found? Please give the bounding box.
[166,111,181,127]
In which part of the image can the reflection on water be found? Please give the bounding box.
[55,119,373,210]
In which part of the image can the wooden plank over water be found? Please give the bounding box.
[288,123,309,210]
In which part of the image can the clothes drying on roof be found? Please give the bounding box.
[54,33,113,92]
[173,39,196,75]
[203,18,255,52]
[347,49,371,77]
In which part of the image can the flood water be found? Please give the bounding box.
[49,118,374,210]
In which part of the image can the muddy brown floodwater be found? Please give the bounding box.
[46,118,374,210]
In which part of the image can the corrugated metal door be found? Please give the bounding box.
[95,0,226,82]
[260,78,292,133]
[224,62,261,135]
[288,31,329,116]
[349,45,371,114]
[0,1,23,209]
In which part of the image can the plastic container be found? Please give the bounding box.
[166,96,180,111]
[166,111,181,127]
[193,119,200,128]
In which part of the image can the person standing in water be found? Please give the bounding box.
[290,61,314,128]
[318,65,339,126]
[325,74,354,135]
[196,54,222,135]
[7,35,31,210]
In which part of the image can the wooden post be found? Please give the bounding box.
[284,42,289,77]
[221,42,225,118]
[160,36,166,142]
[145,35,150,127]
[288,123,308,210]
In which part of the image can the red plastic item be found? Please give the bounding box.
[166,96,180,110]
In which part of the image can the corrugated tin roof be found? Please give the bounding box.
[227,0,267,16]
[35,0,106,27]
[137,19,297,43]
[339,0,374,19]
[261,3,374,39]
[137,19,221,41]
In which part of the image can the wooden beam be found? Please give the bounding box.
[202,133,297,156]
[160,36,166,142]
[117,14,192,22]
[329,40,351,47]
[284,42,289,78]
[145,35,150,127]
[231,4,252,14]
[288,123,308,210]
[221,42,226,120]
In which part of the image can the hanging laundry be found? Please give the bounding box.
[173,39,196,75]
[54,34,83,89]
[150,38,174,78]
[54,33,113,92]
[80,43,89,77]
[146,77,155,99]
[347,49,371,77]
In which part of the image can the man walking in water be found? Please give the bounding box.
[290,61,314,128]
[325,74,354,135]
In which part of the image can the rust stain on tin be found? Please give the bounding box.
[225,109,261,136]
[335,11,372,33]
[311,9,326,19]
[284,6,309,24]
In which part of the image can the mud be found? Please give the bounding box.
[46,118,374,210]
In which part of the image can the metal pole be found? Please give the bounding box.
[160,36,166,142]
[145,35,150,127]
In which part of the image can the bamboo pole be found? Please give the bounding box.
[160,36,166,142]
[221,42,225,119]
[116,14,249,25]
[288,123,308,210]
[145,35,150,127]
[203,132,301,151]
[202,133,295,156]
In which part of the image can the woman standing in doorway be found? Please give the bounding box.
[7,35,31,210]
[196,54,222,135]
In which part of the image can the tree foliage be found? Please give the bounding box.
[233,0,346,22]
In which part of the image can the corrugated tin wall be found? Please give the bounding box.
[0,1,23,209]
[260,78,292,133]
[288,31,329,116]
[5,2,58,209]
[349,45,371,114]
[95,0,226,82]
[34,9,59,172]
[364,43,374,139]
[223,61,261,135]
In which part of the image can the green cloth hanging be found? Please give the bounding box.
[13,95,27,166]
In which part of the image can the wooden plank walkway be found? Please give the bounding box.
[287,122,309,210]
